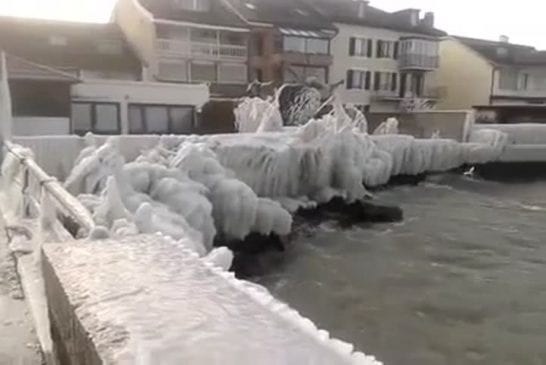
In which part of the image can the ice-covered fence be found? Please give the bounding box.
[472,124,546,162]
[367,110,474,142]
[1,142,95,238]
[13,134,163,179]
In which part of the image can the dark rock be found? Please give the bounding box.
[297,197,403,227]
[386,173,427,187]
[475,162,546,182]
[214,233,285,255]
[231,250,287,279]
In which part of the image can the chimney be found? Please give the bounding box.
[421,12,434,28]
[499,35,509,43]
[357,0,369,19]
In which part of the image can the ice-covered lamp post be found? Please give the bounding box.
[0,50,13,166]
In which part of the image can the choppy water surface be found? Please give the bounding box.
[257,175,546,364]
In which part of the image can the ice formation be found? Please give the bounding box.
[62,95,509,253]
[0,51,12,141]
[64,136,294,256]
[373,117,399,135]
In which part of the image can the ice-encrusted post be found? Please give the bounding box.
[0,50,13,167]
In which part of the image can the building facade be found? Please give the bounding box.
[0,16,211,136]
[115,0,250,98]
[436,36,546,122]
[312,0,446,112]
[223,0,337,86]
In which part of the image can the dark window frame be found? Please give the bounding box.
[285,64,329,84]
[128,103,196,135]
[71,101,121,136]
[282,35,331,55]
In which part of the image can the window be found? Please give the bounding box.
[220,32,246,46]
[190,62,216,82]
[158,61,188,82]
[95,104,119,133]
[170,108,194,134]
[346,70,371,90]
[174,0,210,11]
[283,36,329,54]
[145,107,169,134]
[284,66,328,84]
[157,25,189,39]
[373,72,398,92]
[518,73,529,90]
[190,28,217,43]
[499,69,518,90]
[306,38,329,54]
[218,63,247,84]
[71,102,120,135]
[349,37,372,57]
[284,36,306,53]
[129,104,195,134]
[72,104,92,134]
[376,40,397,58]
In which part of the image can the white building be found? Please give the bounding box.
[115,0,250,99]
[312,0,446,112]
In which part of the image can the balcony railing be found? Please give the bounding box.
[374,87,446,101]
[156,39,247,61]
[492,86,546,99]
[399,54,439,70]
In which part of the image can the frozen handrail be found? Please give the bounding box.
[4,142,95,236]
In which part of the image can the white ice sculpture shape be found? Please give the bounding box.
[373,117,399,135]
[135,202,207,256]
[64,137,124,195]
[203,247,234,271]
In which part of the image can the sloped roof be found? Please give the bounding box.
[139,0,248,28]
[310,0,446,37]
[0,16,141,74]
[223,0,337,32]
[5,53,80,82]
[456,36,546,66]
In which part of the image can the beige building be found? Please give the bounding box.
[436,36,546,122]
[311,0,446,113]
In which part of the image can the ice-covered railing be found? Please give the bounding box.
[44,234,381,365]
[1,142,95,238]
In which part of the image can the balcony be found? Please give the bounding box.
[492,87,546,100]
[399,54,439,70]
[156,39,247,61]
[374,87,445,102]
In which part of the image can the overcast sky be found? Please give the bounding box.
[0,0,544,49]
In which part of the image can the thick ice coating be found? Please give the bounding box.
[63,97,507,251]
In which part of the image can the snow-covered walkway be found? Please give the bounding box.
[0,212,42,364]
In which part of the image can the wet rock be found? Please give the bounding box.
[297,197,403,227]
[386,173,427,187]
[214,233,285,255]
